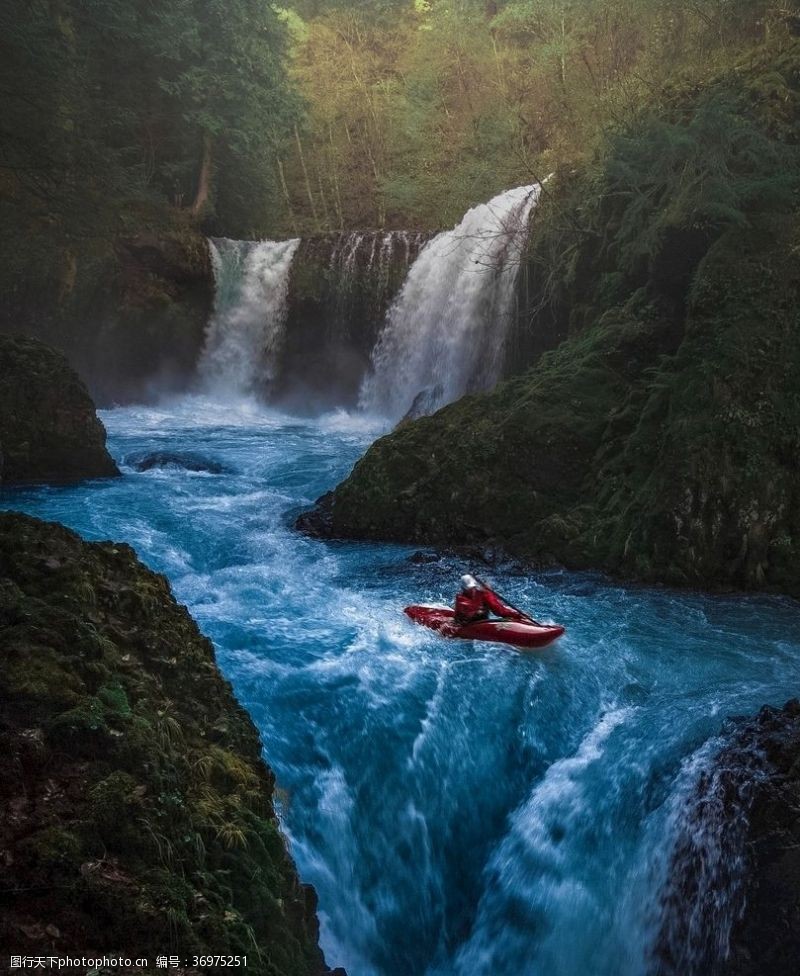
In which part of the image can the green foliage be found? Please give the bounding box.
[604,90,797,274]
[0,0,297,238]
[322,46,800,596]
[279,0,800,231]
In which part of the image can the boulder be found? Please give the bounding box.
[0,335,119,486]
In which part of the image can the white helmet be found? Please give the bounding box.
[461,574,480,591]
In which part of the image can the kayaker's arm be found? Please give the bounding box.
[482,588,527,620]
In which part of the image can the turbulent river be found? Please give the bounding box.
[6,397,799,976]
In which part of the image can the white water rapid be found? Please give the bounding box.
[9,402,800,976]
[359,184,542,420]
[199,237,299,396]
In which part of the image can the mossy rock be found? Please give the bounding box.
[0,512,331,975]
[0,334,119,485]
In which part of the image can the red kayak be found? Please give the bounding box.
[404,605,565,650]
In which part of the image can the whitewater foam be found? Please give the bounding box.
[199,238,299,396]
[360,184,542,419]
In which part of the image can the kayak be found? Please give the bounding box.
[404,605,564,650]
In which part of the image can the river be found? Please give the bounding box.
[5,395,799,976]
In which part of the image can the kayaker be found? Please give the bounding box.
[454,574,525,624]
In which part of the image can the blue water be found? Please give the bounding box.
[5,396,799,976]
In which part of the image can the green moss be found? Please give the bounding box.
[0,334,119,485]
[49,696,108,735]
[3,647,83,705]
[98,682,132,718]
[322,47,800,598]
[0,512,327,975]
[16,827,83,876]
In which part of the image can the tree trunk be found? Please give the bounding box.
[316,170,331,228]
[191,133,213,216]
[329,123,345,231]
[276,159,299,235]
[294,124,319,227]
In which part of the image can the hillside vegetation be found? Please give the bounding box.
[279,0,800,231]
[311,43,800,596]
[2,1,798,398]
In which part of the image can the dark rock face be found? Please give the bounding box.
[654,700,800,976]
[295,492,335,538]
[0,225,213,406]
[276,231,429,411]
[398,385,444,426]
[125,450,233,475]
[0,512,335,975]
[0,335,119,486]
[83,230,213,404]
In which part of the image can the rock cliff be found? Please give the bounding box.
[0,512,335,975]
[655,700,800,976]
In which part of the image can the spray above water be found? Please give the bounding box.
[359,184,542,420]
[199,237,299,397]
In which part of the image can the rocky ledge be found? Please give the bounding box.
[0,512,338,975]
[0,335,119,486]
[655,700,800,976]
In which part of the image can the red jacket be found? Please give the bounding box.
[454,586,522,623]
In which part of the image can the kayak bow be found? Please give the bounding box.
[404,605,564,650]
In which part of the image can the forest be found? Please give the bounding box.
[2,0,796,243]
[3,0,797,387]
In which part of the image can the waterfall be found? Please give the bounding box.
[274,230,429,410]
[196,187,538,411]
[199,237,299,396]
[314,230,430,327]
[358,184,542,420]
[318,230,430,326]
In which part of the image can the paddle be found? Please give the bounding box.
[474,574,543,626]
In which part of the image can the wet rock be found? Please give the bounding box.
[653,700,800,976]
[126,450,233,474]
[0,511,333,975]
[0,335,119,486]
[278,232,430,411]
[397,385,444,426]
[295,491,335,538]
[407,550,441,564]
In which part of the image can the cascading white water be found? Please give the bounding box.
[325,230,429,299]
[359,184,542,420]
[199,237,299,396]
